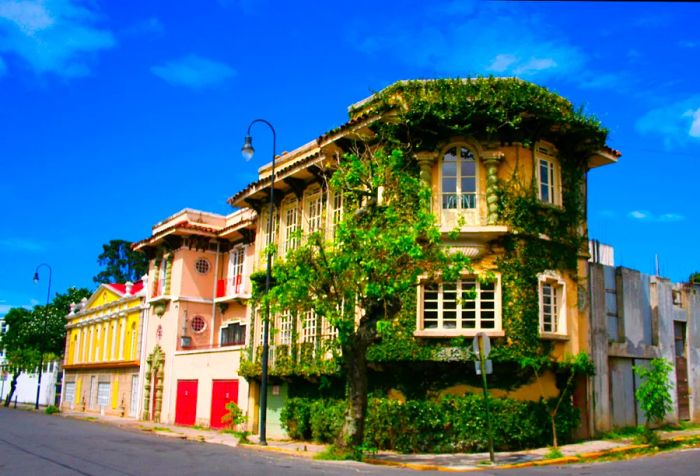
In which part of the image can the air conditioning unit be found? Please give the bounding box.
[180,336,191,348]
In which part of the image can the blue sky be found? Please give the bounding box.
[1,0,698,315]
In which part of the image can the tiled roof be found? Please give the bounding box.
[105,281,144,296]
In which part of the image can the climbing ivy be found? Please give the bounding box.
[244,77,609,379]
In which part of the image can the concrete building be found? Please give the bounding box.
[589,264,700,431]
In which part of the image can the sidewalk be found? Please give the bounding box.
[58,409,700,471]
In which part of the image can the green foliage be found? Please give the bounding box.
[634,358,674,429]
[689,272,700,285]
[221,401,248,441]
[93,239,149,284]
[45,405,60,415]
[281,395,579,453]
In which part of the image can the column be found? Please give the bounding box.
[414,151,437,186]
[482,152,504,225]
[119,316,127,360]
[111,321,118,361]
[74,328,82,364]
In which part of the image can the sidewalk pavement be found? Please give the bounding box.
[58,409,700,472]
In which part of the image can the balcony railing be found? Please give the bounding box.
[215,275,250,300]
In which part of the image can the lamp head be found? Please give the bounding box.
[241,135,255,161]
[33,272,39,284]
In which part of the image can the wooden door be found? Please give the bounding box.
[210,380,238,429]
[675,322,690,420]
[175,380,198,426]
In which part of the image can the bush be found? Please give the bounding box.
[45,405,60,415]
[281,394,579,453]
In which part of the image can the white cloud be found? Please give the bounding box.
[0,0,115,77]
[349,1,584,81]
[628,210,685,222]
[684,108,700,138]
[0,237,47,252]
[637,97,700,146]
[151,54,236,90]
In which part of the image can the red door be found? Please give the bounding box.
[210,380,239,429]
[175,380,198,426]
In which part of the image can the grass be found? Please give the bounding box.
[152,426,173,432]
[314,445,361,461]
[544,447,564,459]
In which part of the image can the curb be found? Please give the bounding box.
[241,443,316,459]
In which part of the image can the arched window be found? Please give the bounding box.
[441,146,477,210]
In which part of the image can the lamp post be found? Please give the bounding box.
[32,263,52,410]
[241,118,276,445]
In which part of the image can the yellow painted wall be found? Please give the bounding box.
[112,377,119,409]
[436,370,559,401]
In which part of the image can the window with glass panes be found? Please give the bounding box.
[283,203,299,254]
[262,208,278,248]
[539,158,556,204]
[306,190,323,233]
[221,322,246,346]
[230,246,245,292]
[540,283,558,333]
[302,310,317,343]
[422,279,498,331]
[278,311,293,345]
[330,191,343,238]
[441,147,477,210]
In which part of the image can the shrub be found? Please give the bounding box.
[281,394,579,453]
[634,358,674,442]
[45,405,60,415]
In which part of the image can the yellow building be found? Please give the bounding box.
[61,281,145,417]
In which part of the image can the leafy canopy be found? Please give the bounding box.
[93,239,148,284]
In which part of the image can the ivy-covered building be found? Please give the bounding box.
[228,78,620,439]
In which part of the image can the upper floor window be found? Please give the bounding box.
[330,190,343,239]
[441,146,477,210]
[282,197,300,255]
[419,276,501,334]
[261,206,278,249]
[305,187,324,234]
[278,311,293,345]
[302,310,317,344]
[538,271,566,337]
[221,321,246,346]
[195,258,210,275]
[536,145,561,206]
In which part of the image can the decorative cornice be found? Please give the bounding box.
[63,360,139,371]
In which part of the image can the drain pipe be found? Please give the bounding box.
[210,241,221,347]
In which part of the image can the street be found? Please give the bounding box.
[2,408,700,476]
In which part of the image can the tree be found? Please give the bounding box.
[521,352,595,448]
[93,239,148,284]
[0,287,90,407]
[689,272,700,285]
[264,146,470,451]
[1,307,41,407]
[634,358,674,442]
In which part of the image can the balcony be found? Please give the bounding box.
[215,275,251,302]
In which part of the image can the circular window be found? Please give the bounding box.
[191,316,206,333]
[195,258,210,274]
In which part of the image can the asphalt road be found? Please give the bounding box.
[0,408,404,476]
[2,407,700,476]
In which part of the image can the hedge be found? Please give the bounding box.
[280,394,579,453]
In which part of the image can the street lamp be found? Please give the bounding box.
[242,119,276,446]
[32,263,52,410]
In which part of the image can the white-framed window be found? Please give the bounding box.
[322,316,338,340]
[302,310,317,344]
[278,311,293,345]
[281,197,300,255]
[305,187,324,234]
[418,276,501,334]
[229,245,246,294]
[441,146,477,210]
[329,190,343,238]
[261,206,278,250]
[538,271,567,336]
[536,144,561,206]
[220,321,246,346]
[195,257,210,275]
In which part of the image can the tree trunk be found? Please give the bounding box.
[551,412,558,448]
[3,370,20,408]
[336,333,369,450]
